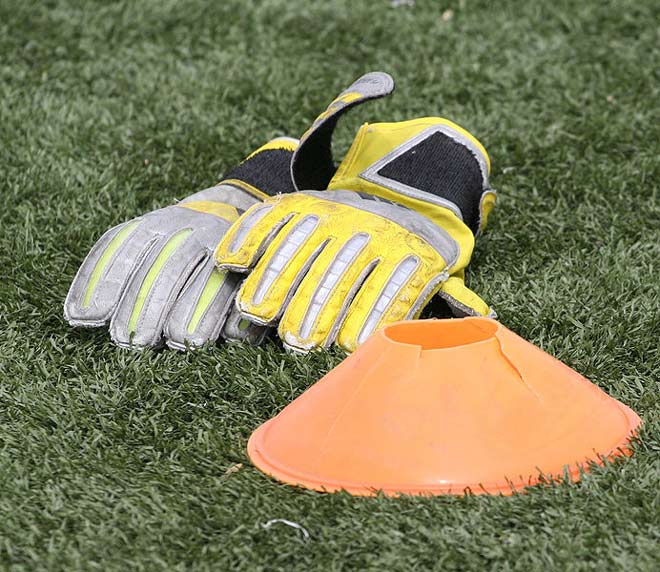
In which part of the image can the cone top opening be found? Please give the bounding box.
[382,317,498,351]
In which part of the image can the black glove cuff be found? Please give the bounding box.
[375,130,487,235]
[223,148,297,197]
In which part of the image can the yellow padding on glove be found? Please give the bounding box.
[215,193,450,350]
[276,237,377,346]
[439,274,491,317]
[479,192,497,232]
[333,257,444,352]
[179,201,240,223]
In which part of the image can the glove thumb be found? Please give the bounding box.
[437,274,495,318]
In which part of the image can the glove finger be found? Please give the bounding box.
[109,230,207,348]
[163,258,240,350]
[214,202,295,271]
[336,257,447,352]
[278,233,377,351]
[64,218,146,326]
[437,275,493,317]
[234,214,329,325]
[221,305,270,345]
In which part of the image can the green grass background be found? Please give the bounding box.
[0,0,658,570]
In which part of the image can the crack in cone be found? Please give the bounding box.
[248,318,641,496]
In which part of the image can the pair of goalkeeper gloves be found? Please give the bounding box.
[65,72,496,353]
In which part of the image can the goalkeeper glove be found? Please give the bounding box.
[64,137,298,349]
[214,72,496,352]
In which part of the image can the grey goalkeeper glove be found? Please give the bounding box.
[64,137,298,349]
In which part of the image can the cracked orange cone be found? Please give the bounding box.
[248,318,641,496]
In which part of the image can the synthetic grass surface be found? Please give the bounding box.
[0,0,658,570]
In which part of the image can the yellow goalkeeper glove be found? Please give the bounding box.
[214,72,496,352]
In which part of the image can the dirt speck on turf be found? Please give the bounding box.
[223,463,243,477]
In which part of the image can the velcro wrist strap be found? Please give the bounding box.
[357,124,493,235]
[291,71,395,192]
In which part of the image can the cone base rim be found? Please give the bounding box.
[247,402,641,497]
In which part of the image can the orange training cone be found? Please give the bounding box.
[248,318,641,496]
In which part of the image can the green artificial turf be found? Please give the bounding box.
[0,0,658,570]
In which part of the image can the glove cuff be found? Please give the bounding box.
[222,136,299,198]
[329,119,495,236]
[358,122,494,236]
[181,137,299,211]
